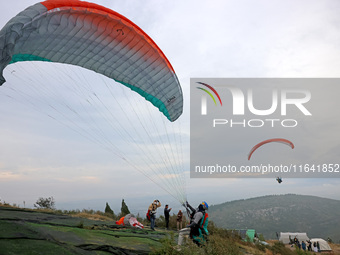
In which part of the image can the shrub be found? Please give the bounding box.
[34,196,55,209]
[269,241,295,255]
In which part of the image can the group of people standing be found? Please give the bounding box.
[148,199,209,246]
[292,237,321,252]
[163,204,184,230]
[307,240,321,252]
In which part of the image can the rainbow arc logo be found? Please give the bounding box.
[196,82,222,106]
[196,82,222,115]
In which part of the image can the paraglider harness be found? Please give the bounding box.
[184,202,208,242]
[146,210,151,221]
[190,211,208,239]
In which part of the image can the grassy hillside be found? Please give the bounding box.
[1,201,339,254]
[209,194,340,242]
[0,205,268,255]
[0,205,165,254]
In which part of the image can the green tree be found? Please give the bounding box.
[104,202,114,216]
[120,199,130,216]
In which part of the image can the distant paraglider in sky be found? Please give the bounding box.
[248,138,294,161]
[276,177,283,184]
[0,0,187,204]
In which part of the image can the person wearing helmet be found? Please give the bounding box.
[185,201,209,246]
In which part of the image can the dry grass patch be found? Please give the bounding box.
[72,212,114,222]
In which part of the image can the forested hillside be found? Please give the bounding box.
[209,194,340,242]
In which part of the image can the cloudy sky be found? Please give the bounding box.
[1,0,340,214]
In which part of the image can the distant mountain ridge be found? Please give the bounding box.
[209,194,340,242]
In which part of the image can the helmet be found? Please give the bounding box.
[201,201,208,210]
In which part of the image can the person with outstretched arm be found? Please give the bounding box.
[164,204,172,230]
[178,201,209,246]
[148,200,161,230]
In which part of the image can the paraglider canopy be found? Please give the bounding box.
[0,0,183,122]
[0,0,187,205]
[248,138,294,160]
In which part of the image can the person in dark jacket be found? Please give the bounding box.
[164,204,172,230]
[177,210,183,230]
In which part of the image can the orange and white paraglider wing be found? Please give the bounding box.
[248,138,294,160]
[0,0,183,122]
